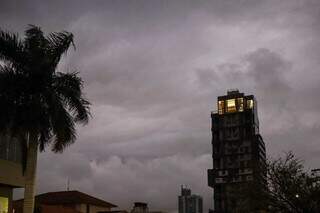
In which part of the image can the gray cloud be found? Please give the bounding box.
[3,0,320,212]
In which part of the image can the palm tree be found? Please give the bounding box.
[0,25,90,213]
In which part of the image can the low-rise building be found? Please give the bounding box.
[0,135,25,213]
[13,190,117,213]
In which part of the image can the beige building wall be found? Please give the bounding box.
[76,203,111,213]
[0,159,25,187]
[0,159,25,213]
[89,204,111,213]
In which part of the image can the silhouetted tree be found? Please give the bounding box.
[266,152,320,213]
[237,152,320,213]
[0,25,90,213]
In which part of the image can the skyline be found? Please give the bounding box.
[1,0,320,212]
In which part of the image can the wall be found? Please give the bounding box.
[76,204,111,213]
[0,159,25,187]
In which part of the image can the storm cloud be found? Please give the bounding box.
[2,0,320,212]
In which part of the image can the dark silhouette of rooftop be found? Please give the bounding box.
[13,190,117,208]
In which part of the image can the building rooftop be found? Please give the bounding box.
[13,190,117,208]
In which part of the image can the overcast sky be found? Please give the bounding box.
[2,0,320,212]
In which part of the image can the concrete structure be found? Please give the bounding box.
[131,202,149,213]
[0,135,24,213]
[178,186,203,213]
[207,90,266,212]
[130,202,167,213]
[13,190,117,213]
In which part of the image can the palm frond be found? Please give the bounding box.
[39,128,52,152]
[48,95,76,153]
[0,64,19,131]
[46,31,74,69]
[0,25,90,156]
[37,108,53,152]
[53,72,91,124]
[24,25,45,46]
[24,25,47,68]
[0,29,25,67]
[20,133,28,174]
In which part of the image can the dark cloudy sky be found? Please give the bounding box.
[2,0,320,212]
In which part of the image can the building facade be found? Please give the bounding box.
[207,90,266,212]
[0,134,24,213]
[178,186,203,213]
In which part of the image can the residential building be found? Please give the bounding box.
[0,135,25,213]
[178,186,203,213]
[207,90,266,212]
[13,190,117,213]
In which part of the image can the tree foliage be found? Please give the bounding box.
[237,152,320,213]
[0,25,90,153]
[266,152,320,213]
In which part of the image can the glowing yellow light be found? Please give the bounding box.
[226,99,236,112]
[238,98,244,112]
[218,100,224,114]
[0,197,8,213]
[247,99,254,109]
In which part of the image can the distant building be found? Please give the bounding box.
[0,135,25,213]
[207,90,266,212]
[130,202,167,213]
[131,202,149,213]
[178,186,203,213]
[13,190,117,213]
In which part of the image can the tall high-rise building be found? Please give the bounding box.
[178,186,203,213]
[207,90,266,213]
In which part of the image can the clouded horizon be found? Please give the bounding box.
[2,0,320,212]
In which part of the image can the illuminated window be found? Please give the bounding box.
[247,99,254,109]
[226,99,236,112]
[0,197,8,213]
[237,98,244,112]
[218,101,224,114]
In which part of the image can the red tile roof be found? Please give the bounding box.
[14,190,117,208]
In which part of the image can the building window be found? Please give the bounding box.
[237,98,244,111]
[247,99,254,109]
[226,99,236,112]
[218,101,224,114]
[247,175,253,181]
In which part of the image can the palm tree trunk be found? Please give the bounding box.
[23,133,38,213]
